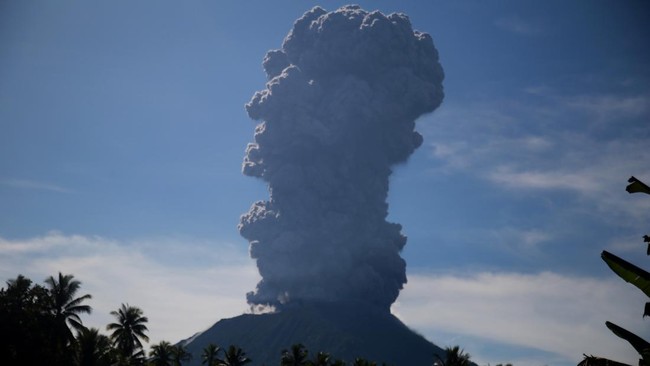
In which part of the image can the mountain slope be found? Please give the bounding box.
[183,302,443,366]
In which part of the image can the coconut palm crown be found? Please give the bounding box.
[44,272,92,342]
[106,303,149,361]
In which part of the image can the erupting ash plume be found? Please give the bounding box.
[239,5,444,312]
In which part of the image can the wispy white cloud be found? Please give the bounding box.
[0,232,259,347]
[0,178,72,193]
[422,86,650,223]
[393,271,650,366]
[488,227,552,256]
[565,94,650,121]
[483,139,650,224]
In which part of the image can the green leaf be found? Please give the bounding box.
[601,251,650,298]
[626,176,650,195]
[605,321,650,364]
[577,354,632,366]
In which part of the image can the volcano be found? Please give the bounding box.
[183,302,444,365]
[183,5,446,365]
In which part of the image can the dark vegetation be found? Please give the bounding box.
[579,176,650,366]
[0,272,478,366]
[0,272,151,366]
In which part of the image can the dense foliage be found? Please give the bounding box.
[0,272,150,366]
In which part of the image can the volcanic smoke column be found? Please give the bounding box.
[239,5,444,312]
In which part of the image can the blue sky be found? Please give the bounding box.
[1,1,649,365]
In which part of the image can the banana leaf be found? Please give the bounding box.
[605,321,650,364]
[601,251,650,298]
[626,176,650,195]
[577,354,632,366]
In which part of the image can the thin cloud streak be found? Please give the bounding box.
[0,178,73,193]
[487,167,598,192]
[393,272,650,366]
[564,94,650,120]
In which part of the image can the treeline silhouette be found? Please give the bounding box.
[0,272,475,366]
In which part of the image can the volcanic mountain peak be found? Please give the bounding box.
[184,302,443,366]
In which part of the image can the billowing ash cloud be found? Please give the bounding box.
[239,5,444,312]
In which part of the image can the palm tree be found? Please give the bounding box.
[352,358,376,366]
[309,351,331,366]
[106,303,149,365]
[172,344,192,366]
[74,327,114,366]
[201,343,221,366]
[434,346,471,366]
[220,345,251,366]
[44,272,93,342]
[150,341,174,366]
[281,344,309,366]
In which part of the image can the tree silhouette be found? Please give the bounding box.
[281,344,309,366]
[44,272,93,343]
[201,343,222,366]
[434,346,471,366]
[107,303,149,365]
[150,341,175,366]
[352,358,376,366]
[172,343,193,366]
[221,345,252,366]
[309,351,331,366]
[75,327,114,366]
[0,274,52,364]
[578,354,629,366]
[5,275,41,308]
[44,272,93,365]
